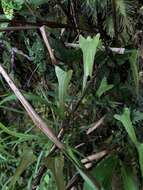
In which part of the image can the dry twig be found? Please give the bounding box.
[81,150,108,164]
[86,115,106,135]
[40,26,57,65]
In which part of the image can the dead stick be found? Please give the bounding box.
[0,18,97,33]
[0,26,39,32]
[40,26,57,65]
[0,64,63,150]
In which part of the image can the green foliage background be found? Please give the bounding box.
[0,0,143,189]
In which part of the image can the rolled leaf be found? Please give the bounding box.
[79,34,100,91]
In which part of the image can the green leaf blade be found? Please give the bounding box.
[55,66,72,118]
[114,107,137,145]
[79,34,100,91]
[96,77,114,98]
[129,50,139,97]
[121,163,139,190]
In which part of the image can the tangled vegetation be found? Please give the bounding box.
[0,0,143,189]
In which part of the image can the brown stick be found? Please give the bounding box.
[0,19,97,33]
[0,64,64,150]
[86,115,106,135]
[0,26,39,32]
[40,26,57,65]
[81,150,108,164]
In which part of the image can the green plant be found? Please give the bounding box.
[114,108,143,177]
[0,0,143,189]
[79,34,100,91]
[55,66,73,118]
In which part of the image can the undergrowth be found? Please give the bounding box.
[0,0,143,190]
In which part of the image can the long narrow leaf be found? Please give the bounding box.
[137,143,143,177]
[121,162,138,190]
[65,147,100,190]
[0,122,36,140]
[0,93,49,105]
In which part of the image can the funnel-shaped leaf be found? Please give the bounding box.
[79,34,100,91]
[45,155,65,190]
[96,77,114,98]
[55,66,72,117]
[9,147,35,188]
[114,107,143,177]
[114,108,137,145]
